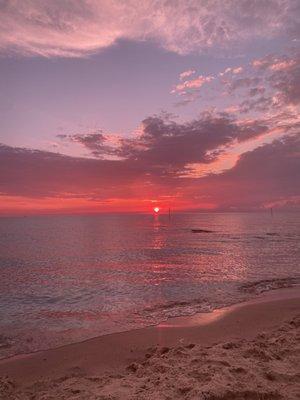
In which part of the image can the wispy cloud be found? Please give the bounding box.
[173,50,300,119]
[0,0,298,57]
[227,53,300,112]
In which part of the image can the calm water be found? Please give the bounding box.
[0,212,299,358]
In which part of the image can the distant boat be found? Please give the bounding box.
[191,229,214,233]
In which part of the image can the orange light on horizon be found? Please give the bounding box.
[153,207,160,213]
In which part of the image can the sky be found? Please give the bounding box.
[0,0,299,214]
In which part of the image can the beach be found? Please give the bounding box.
[1,1,300,398]
[1,287,299,399]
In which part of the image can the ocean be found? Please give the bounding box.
[0,212,299,358]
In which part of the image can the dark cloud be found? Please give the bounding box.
[60,113,268,170]
[188,134,300,209]
[248,87,266,97]
[58,131,120,159]
[0,144,139,199]
[239,96,274,113]
[229,77,261,92]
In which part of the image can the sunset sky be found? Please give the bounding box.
[0,0,299,214]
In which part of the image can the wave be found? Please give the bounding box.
[142,277,300,322]
[1,277,299,360]
[144,298,212,314]
[239,277,300,294]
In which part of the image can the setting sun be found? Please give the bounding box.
[153,207,160,213]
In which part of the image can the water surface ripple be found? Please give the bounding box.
[0,212,299,357]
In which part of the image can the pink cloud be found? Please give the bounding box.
[232,67,243,74]
[220,52,300,115]
[172,75,214,94]
[252,59,267,68]
[179,70,196,80]
[220,66,243,76]
[270,60,297,71]
[0,1,298,57]
[253,56,297,71]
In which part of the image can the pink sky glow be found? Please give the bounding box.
[0,0,299,214]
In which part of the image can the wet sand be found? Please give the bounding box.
[0,287,299,399]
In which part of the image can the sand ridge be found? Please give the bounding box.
[1,315,299,400]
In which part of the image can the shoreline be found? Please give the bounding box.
[1,280,299,362]
[1,286,299,362]
[0,287,299,391]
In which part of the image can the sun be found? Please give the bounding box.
[153,207,160,213]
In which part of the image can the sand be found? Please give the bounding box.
[0,288,299,399]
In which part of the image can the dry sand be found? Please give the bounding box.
[0,288,299,399]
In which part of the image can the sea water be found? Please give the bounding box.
[0,212,299,358]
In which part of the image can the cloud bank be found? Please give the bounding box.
[0,112,299,213]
